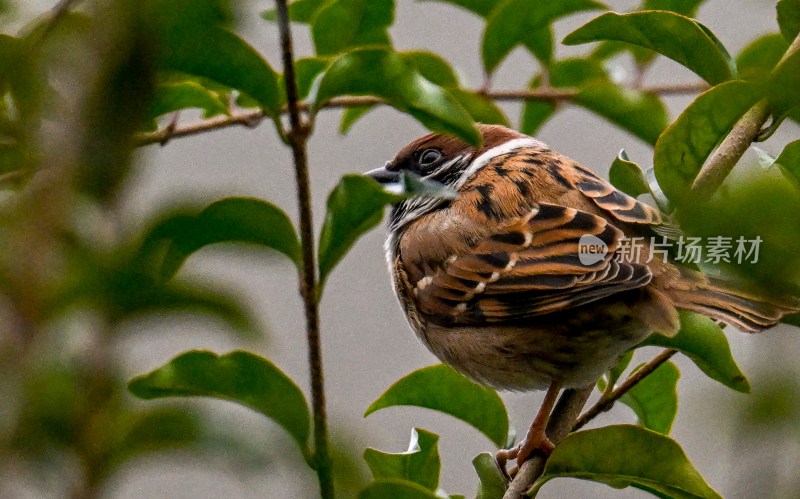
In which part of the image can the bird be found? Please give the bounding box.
[365,124,798,468]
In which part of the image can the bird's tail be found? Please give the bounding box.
[672,271,799,333]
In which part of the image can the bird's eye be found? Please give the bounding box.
[418,149,442,168]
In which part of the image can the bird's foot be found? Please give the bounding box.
[495,433,555,480]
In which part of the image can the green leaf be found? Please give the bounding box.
[128,350,311,456]
[449,88,509,126]
[609,150,650,197]
[340,105,376,134]
[482,0,605,72]
[403,50,459,87]
[563,11,735,85]
[318,175,397,290]
[147,197,301,279]
[620,361,680,434]
[774,140,800,186]
[642,311,750,393]
[417,0,500,17]
[290,57,331,100]
[778,0,800,42]
[736,33,790,82]
[311,48,480,145]
[312,0,394,55]
[359,479,440,499]
[150,4,282,118]
[768,48,800,115]
[607,350,634,387]
[529,425,722,498]
[575,81,667,145]
[148,81,228,123]
[365,364,509,447]
[364,428,440,491]
[262,0,329,23]
[472,452,508,499]
[653,80,760,204]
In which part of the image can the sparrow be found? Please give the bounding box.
[365,124,797,467]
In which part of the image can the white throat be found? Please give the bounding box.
[454,137,546,188]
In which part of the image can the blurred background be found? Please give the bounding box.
[1,0,799,498]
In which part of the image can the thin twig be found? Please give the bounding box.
[573,348,677,431]
[134,82,710,147]
[691,33,800,197]
[274,1,334,498]
[503,386,594,499]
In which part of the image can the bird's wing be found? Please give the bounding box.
[414,203,653,324]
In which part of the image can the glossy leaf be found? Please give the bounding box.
[311,48,480,145]
[147,197,301,279]
[340,105,376,134]
[778,0,800,42]
[609,150,649,197]
[359,479,440,499]
[318,175,398,289]
[643,0,705,17]
[736,33,789,82]
[564,11,735,85]
[473,452,508,499]
[312,0,394,55]
[529,425,722,498]
[365,364,509,447]
[129,350,311,455]
[620,361,680,434]
[774,140,800,186]
[482,0,605,72]
[642,311,750,393]
[418,0,499,17]
[449,88,509,126]
[653,81,760,204]
[288,57,330,100]
[403,50,459,87]
[148,81,228,123]
[262,0,329,23]
[575,81,667,145]
[364,428,440,491]
[768,48,800,114]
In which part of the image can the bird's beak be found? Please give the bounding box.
[364,165,400,185]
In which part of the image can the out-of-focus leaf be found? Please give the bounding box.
[482,0,605,72]
[340,105,376,134]
[147,81,228,123]
[778,0,800,42]
[520,58,667,143]
[643,0,705,16]
[114,407,201,463]
[289,57,330,100]
[417,0,499,17]
[620,361,680,434]
[609,150,649,197]
[359,479,440,499]
[653,81,760,204]
[262,0,329,23]
[403,50,459,87]
[145,197,301,279]
[312,48,479,145]
[768,49,800,115]
[129,350,311,456]
[473,452,507,499]
[449,88,509,125]
[736,33,789,82]
[607,350,634,387]
[148,0,282,117]
[318,175,398,289]
[529,425,722,498]
[312,0,393,55]
[774,140,800,186]
[364,428,440,491]
[564,11,735,85]
[365,364,509,447]
[642,311,750,393]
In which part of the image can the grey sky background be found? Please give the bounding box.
[11,0,800,497]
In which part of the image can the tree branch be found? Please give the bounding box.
[503,385,594,499]
[573,348,677,431]
[134,82,710,147]
[274,1,334,498]
[691,32,800,197]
